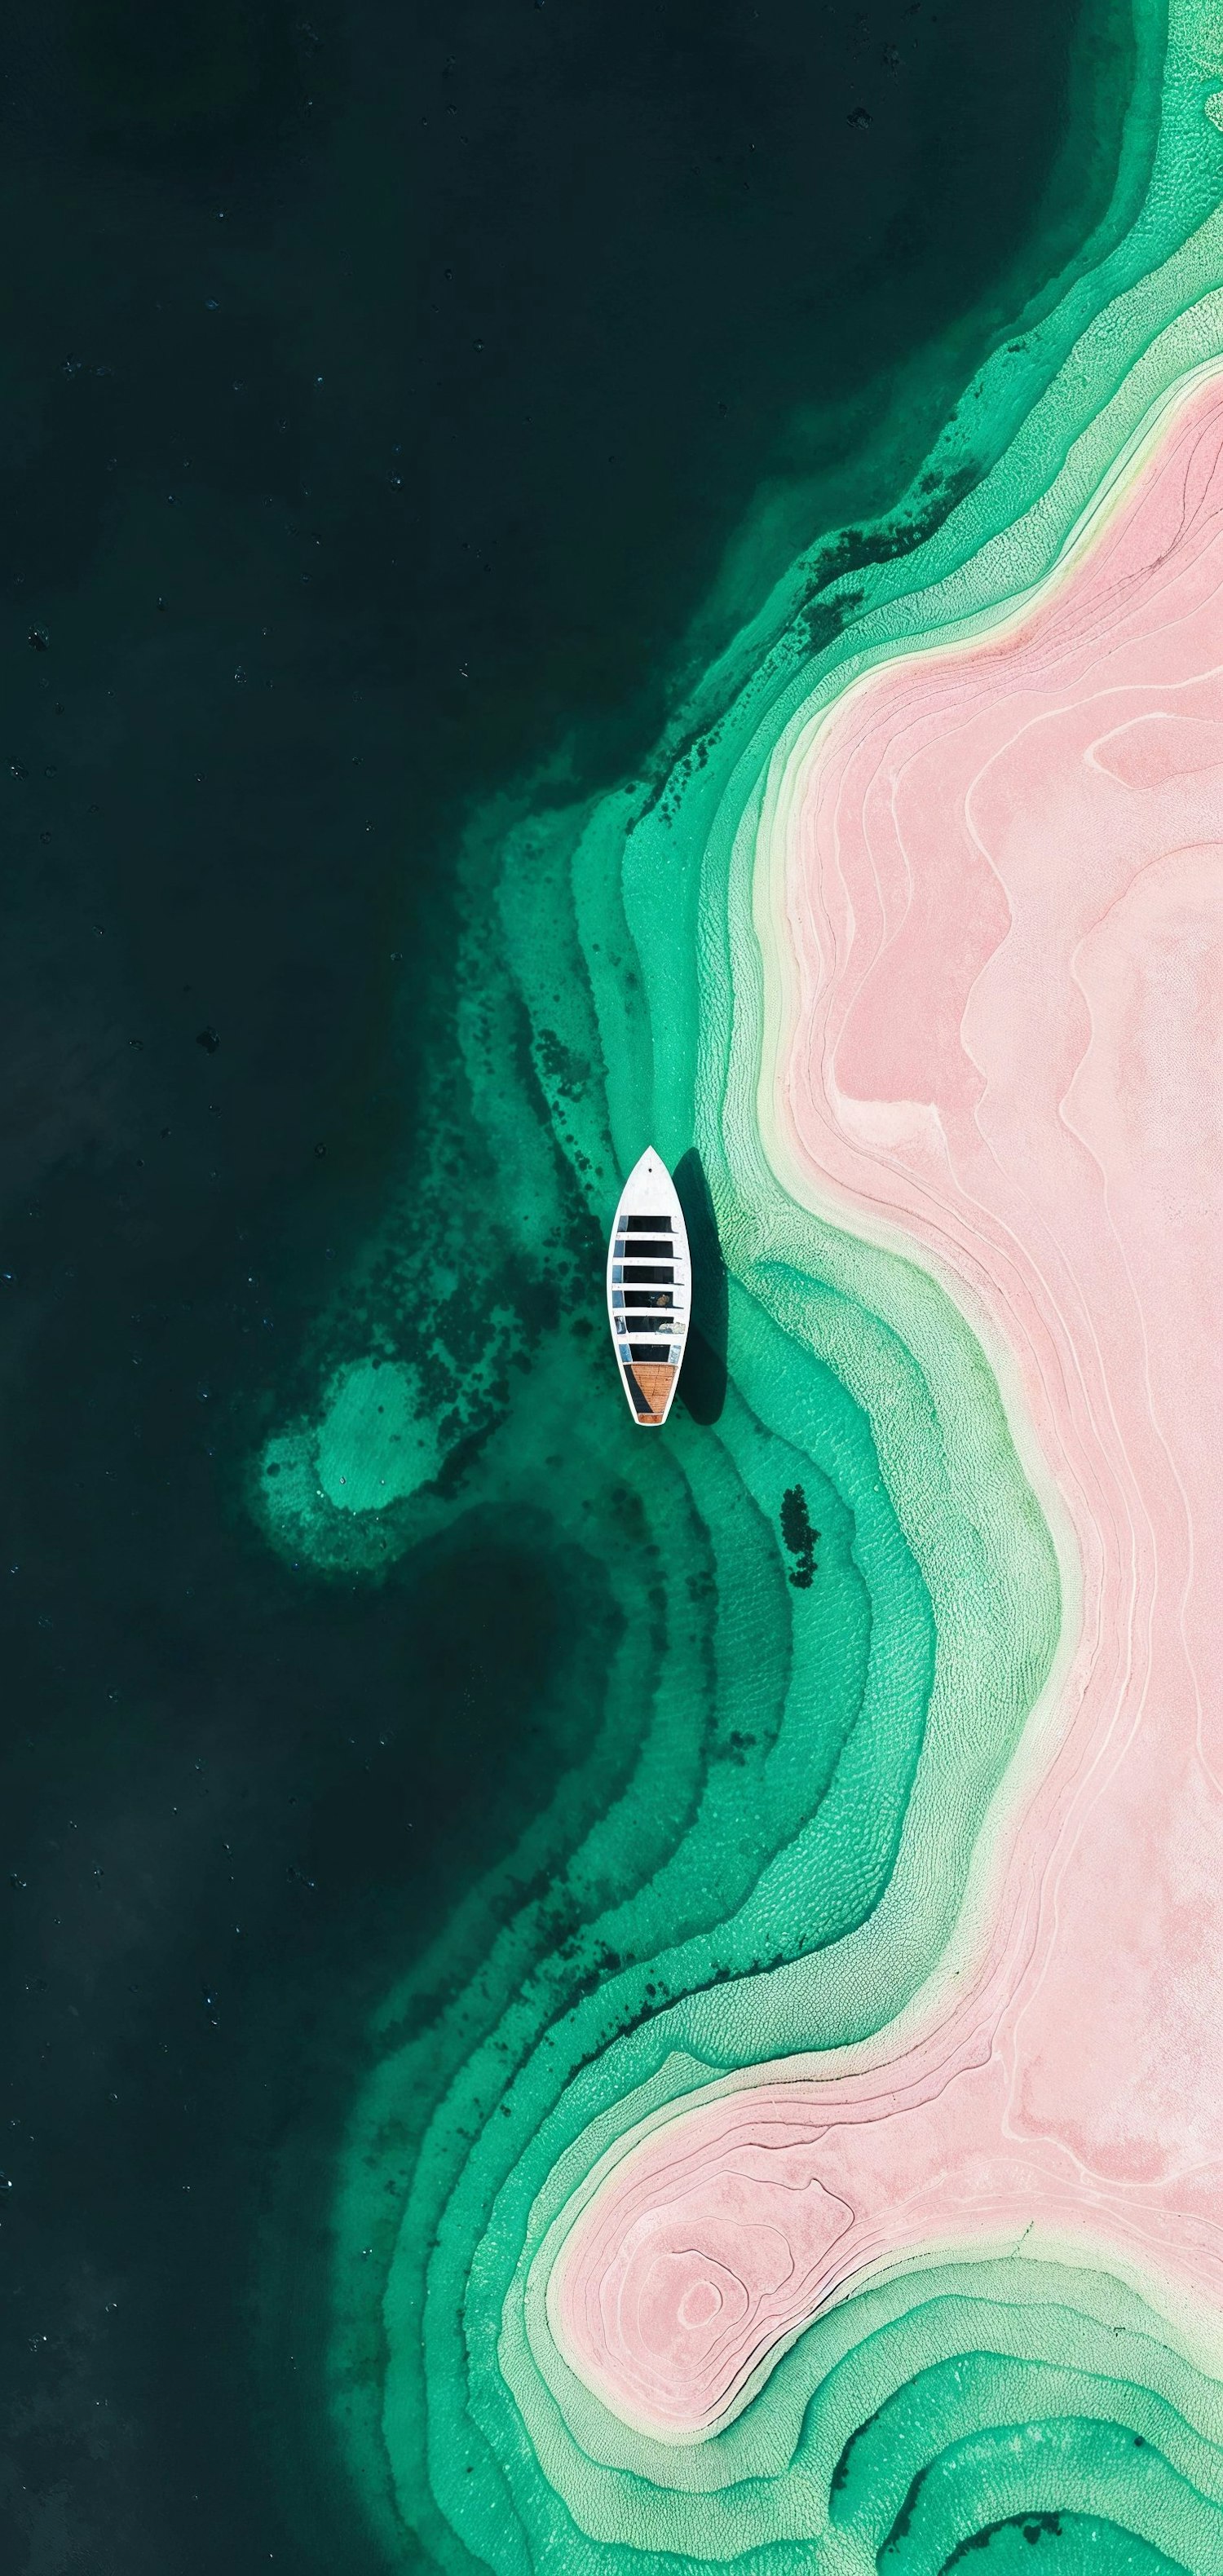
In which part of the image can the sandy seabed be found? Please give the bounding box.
[550,370,1223,2444]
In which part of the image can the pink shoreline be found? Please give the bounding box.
[548,374,1223,2438]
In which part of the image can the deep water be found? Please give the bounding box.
[0,2,1148,2568]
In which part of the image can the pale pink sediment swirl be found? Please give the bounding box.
[550,374,1223,2438]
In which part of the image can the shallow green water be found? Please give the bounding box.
[251,2,1223,2569]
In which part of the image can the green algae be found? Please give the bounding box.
[251,0,1223,2569]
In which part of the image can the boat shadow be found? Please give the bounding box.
[673,1147,728,1425]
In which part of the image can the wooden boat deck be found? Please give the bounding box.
[625,1360,676,1425]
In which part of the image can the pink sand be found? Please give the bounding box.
[550,377,1223,2437]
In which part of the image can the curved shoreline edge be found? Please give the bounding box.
[547,358,1223,2451]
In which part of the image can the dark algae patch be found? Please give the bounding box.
[781,1482,820,1587]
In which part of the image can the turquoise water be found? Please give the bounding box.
[248,2,1223,2570]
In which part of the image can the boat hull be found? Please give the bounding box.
[606,1151,691,1427]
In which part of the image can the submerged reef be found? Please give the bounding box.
[255,2,1223,2569]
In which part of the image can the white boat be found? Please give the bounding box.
[606,1149,690,1427]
